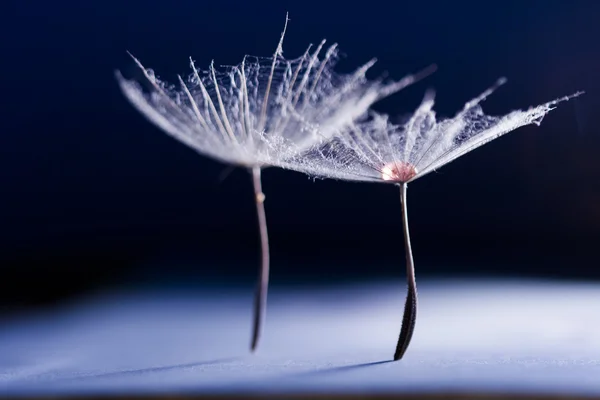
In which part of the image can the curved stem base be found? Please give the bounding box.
[394,279,417,360]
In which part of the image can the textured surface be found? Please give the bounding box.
[1,279,600,396]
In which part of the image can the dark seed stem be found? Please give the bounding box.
[394,182,417,360]
[250,166,270,352]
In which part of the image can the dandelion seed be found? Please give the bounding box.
[115,15,432,352]
[273,78,583,360]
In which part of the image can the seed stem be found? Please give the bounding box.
[250,166,270,352]
[394,182,417,360]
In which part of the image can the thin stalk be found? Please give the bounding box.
[394,182,417,361]
[250,166,270,352]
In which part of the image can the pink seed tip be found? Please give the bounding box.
[381,161,417,183]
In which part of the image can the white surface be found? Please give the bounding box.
[1,279,600,396]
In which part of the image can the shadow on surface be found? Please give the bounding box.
[63,357,240,382]
[285,359,393,379]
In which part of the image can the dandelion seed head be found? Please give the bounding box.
[274,80,582,184]
[116,17,425,169]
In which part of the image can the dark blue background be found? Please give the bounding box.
[1,0,599,308]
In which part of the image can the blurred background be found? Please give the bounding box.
[0,0,598,313]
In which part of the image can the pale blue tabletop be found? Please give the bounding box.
[1,279,599,397]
